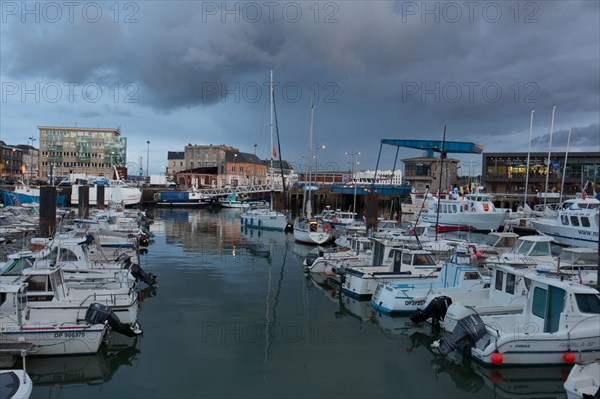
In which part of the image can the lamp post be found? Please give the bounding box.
[345,151,361,217]
[146,140,150,183]
[233,153,238,186]
[315,144,326,186]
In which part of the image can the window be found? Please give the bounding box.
[27,275,47,291]
[575,294,600,314]
[506,273,516,294]
[402,252,412,265]
[581,217,590,227]
[495,270,504,290]
[561,215,569,225]
[532,287,547,318]
[570,216,580,226]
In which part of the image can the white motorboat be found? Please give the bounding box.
[0,367,32,399]
[304,235,372,274]
[564,361,600,399]
[219,193,248,208]
[432,273,600,366]
[530,196,599,249]
[426,264,531,333]
[0,282,108,356]
[421,191,508,232]
[370,250,488,314]
[70,177,142,207]
[341,247,440,300]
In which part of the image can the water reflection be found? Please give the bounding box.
[28,336,140,391]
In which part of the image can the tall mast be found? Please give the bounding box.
[523,110,535,208]
[269,70,274,211]
[543,106,556,208]
[559,128,572,204]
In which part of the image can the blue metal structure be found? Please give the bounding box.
[380,139,484,157]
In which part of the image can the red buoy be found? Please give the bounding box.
[491,352,504,365]
[563,352,576,364]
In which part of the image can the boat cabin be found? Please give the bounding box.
[520,274,600,334]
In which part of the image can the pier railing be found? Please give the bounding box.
[194,184,284,196]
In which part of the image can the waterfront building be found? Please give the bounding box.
[16,144,39,180]
[402,155,459,193]
[178,144,268,188]
[166,151,185,177]
[0,141,23,180]
[482,152,600,200]
[37,126,126,182]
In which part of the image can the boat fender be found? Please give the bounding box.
[471,207,476,212]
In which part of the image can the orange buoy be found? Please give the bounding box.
[563,352,576,364]
[491,352,504,365]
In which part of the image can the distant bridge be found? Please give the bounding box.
[191,184,284,196]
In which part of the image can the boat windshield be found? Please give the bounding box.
[0,256,34,276]
[575,294,600,314]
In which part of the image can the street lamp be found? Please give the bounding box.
[345,151,361,217]
[146,140,150,182]
[315,144,326,186]
[233,153,238,186]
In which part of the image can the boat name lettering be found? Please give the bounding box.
[514,344,530,348]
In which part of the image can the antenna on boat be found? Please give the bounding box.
[435,126,446,240]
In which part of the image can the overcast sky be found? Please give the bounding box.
[1,1,598,176]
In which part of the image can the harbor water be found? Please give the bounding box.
[26,208,572,399]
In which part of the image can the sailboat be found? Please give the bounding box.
[292,104,332,245]
[240,70,289,231]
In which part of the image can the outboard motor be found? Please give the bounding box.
[410,296,453,324]
[431,314,487,357]
[305,252,319,267]
[118,255,157,286]
[139,224,154,238]
[130,262,157,286]
[85,302,142,338]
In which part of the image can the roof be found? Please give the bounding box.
[225,151,263,164]
[264,160,293,170]
[168,151,185,160]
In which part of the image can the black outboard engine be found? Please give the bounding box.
[305,252,319,267]
[130,262,157,286]
[431,314,487,357]
[85,303,142,338]
[410,296,453,324]
[118,255,157,286]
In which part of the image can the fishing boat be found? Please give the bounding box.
[431,273,600,366]
[421,190,508,232]
[0,184,66,207]
[530,196,599,249]
[154,186,216,208]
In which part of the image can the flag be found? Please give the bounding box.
[578,268,583,284]
[361,213,366,223]
[582,190,587,200]
[273,145,277,157]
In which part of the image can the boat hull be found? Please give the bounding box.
[0,324,106,356]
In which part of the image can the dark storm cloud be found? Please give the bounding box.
[531,123,600,151]
[1,0,598,167]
